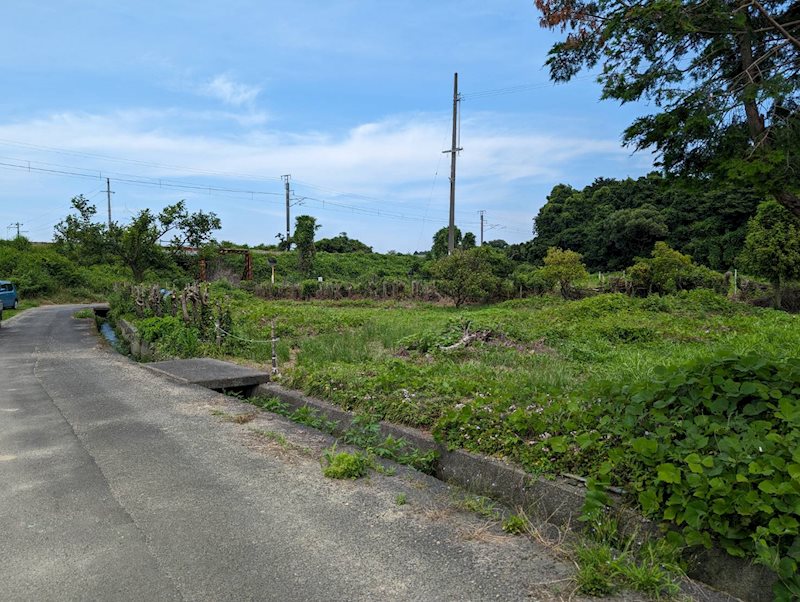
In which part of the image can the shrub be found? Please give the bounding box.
[627,242,725,295]
[541,247,588,299]
[512,264,552,295]
[430,248,503,307]
[138,316,202,357]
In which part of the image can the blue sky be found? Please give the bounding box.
[0,1,654,252]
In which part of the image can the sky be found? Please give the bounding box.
[0,1,655,252]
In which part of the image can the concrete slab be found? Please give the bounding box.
[145,358,270,390]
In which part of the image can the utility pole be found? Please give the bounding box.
[106,178,114,229]
[282,175,291,250]
[478,210,486,245]
[8,222,24,239]
[443,72,462,255]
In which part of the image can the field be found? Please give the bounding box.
[217,288,796,432]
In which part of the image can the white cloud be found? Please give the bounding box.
[200,74,261,107]
[0,109,650,250]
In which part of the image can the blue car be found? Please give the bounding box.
[0,281,19,310]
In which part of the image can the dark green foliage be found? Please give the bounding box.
[293,215,319,276]
[316,232,372,253]
[740,200,800,308]
[576,353,800,598]
[461,232,476,249]
[430,226,462,260]
[430,247,507,307]
[534,0,800,217]
[55,197,220,282]
[54,195,109,264]
[532,175,761,271]
[0,238,120,299]
[138,316,202,357]
[512,265,552,295]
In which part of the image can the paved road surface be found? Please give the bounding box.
[0,305,610,601]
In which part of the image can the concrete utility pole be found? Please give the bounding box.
[478,210,486,245]
[282,175,291,249]
[443,72,462,255]
[106,178,114,229]
[8,222,24,239]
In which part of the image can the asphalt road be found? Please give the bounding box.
[0,305,612,601]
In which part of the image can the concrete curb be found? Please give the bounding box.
[256,383,776,602]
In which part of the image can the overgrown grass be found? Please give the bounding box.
[130,286,800,594]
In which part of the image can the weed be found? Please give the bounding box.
[459,495,501,520]
[572,514,684,599]
[343,414,438,474]
[322,446,371,479]
[291,406,338,434]
[73,308,94,319]
[575,543,619,596]
[395,493,408,505]
[250,429,289,447]
[248,395,290,415]
[501,514,528,535]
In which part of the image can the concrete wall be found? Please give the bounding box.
[115,318,155,361]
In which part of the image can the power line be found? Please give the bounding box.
[461,74,596,100]
[0,137,286,185]
[0,155,532,238]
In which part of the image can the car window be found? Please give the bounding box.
[0,284,11,292]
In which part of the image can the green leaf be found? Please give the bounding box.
[638,489,659,514]
[759,480,778,494]
[657,463,682,484]
[632,437,659,456]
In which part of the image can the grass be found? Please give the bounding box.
[322,447,372,479]
[209,289,800,434]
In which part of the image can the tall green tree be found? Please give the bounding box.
[293,215,320,275]
[740,199,800,307]
[430,226,462,259]
[54,198,220,281]
[54,195,110,264]
[534,0,800,216]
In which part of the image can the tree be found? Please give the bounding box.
[54,198,220,281]
[430,248,502,307]
[531,174,761,270]
[293,215,320,275]
[602,204,669,270]
[316,232,372,253]
[430,226,462,259]
[627,241,724,295]
[54,195,109,264]
[740,199,800,307]
[541,247,588,298]
[110,201,220,281]
[461,232,477,250]
[534,0,800,217]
